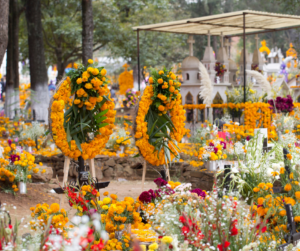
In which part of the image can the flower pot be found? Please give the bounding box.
[207,161,222,171]
[18,182,27,194]
[117,146,125,157]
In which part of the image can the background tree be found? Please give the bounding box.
[5,0,25,118]
[82,0,93,64]
[25,0,49,123]
[0,0,9,67]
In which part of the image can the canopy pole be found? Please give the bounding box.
[243,13,246,103]
[137,29,140,91]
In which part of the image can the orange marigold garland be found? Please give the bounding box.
[135,68,187,166]
[50,60,116,160]
[118,63,134,95]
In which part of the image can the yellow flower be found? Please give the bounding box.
[100,68,107,76]
[158,105,165,112]
[74,63,78,69]
[76,78,82,84]
[33,168,39,173]
[161,236,173,244]
[280,167,285,174]
[295,191,300,200]
[149,77,153,84]
[50,203,60,213]
[88,59,94,64]
[27,175,31,179]
[85,83,93,89]
[149,242,158,250]
[290,173,294,179]
[39,162,43,166]
[158,70,164,75]
[103,191,109,196]
[103,197,111,205]
[102,205,108,210]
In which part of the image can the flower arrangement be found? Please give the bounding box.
[198,138,228,161]
[0,141,43,192]
[215,62,227,77]
[118,64,134,95]
[50,59,116,160]
[106,127,132,151]
[20,122,46,143]
[251,64,262,73]
[66,184,100,216]
[30,203,70,234]
[268,95,294,113]
[123,89,138,108]
[135,68,187,166]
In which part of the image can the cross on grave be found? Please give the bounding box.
[254,34,260,50]
[277,204,300,250]
[53,156,110,194]
[224,38,230,57]
[187,35,195,57]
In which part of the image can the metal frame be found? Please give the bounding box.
[135,11,300,100]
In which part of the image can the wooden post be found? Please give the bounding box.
[88,158,96,179]
[62,156,70,186]
[141,160,147,192]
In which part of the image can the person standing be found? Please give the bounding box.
[0,75,6,101]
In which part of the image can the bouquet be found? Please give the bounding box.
[123,89,138,108]
[268,95,294,113]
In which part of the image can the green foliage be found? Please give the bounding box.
[64,62,109,150]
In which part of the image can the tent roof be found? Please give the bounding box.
[132,10,300,36]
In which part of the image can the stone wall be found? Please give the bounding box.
[34,154,216,191]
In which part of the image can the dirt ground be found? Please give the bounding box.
[0,180,156,236]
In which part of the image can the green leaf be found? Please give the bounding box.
[94,109,108,120]
[98,123,109,129]
[73,134,82,152]
[96,116,107,125]
[67,125,71,143]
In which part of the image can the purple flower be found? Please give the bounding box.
[209,142,214,147]
[246,136,251,141]
[154,177,168,187]
[139,191,152,203]
[220,141,226,149]
[190,188,206,198]
[213,147,218,154]
[10,154,20,163]
[8,139,12,146]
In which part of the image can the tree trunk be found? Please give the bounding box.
[56,45,65,82]
[82,0,93,64]
[5,0,20,119]
[0,0,9,67]
[25,0,49,123]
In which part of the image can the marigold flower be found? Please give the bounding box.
[85,83,93,89]
[74,99,81,105]
[158,105,165,112]
[284,183,292,192]
[149,77,153,84]
[157,78,163,84]
[161,236,173,244]
[88,59,94,64]
[100,68,107,76]
[50,203,60,213]
[286,153,292,160]
[76,78,82,84]
[253,187,260,192]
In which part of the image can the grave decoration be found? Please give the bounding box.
[134,68,187,180]
[49,59,115,191]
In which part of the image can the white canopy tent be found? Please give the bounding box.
[133,10,300,101]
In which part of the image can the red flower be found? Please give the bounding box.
[217,241,230,251]
[231,226,238,236]
[181,226,190,235]
[179,216,186,223]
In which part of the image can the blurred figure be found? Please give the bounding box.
[0,75,6,101]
